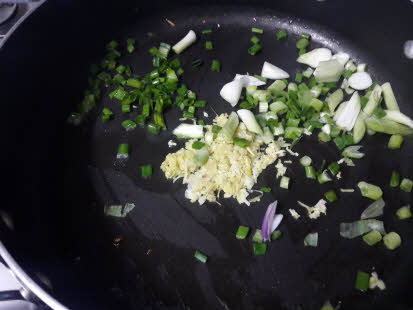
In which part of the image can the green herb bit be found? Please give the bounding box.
[192,141,206,150]
[252,229,263,243]
[324,190,338,202]
[400,178,413,192]
[253,243,267,255]
[355,271,370,291]
[236,226,250,239]
[205,41,213,50]
[362,230,382,246]
[202,29,212,34]
[260,187,271,193]
[276,29,287,40]
[211,59,221,72]
[194,250,208,263]
[383,232,401,250]
[233,138,249,148]
[251,27,264,34]
[141,165,152,177]
[390,171,400,187]
[396,206,412,220]
[271,230,282,240]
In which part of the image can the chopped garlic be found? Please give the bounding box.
[203,111,209,118]
[284,160,292,164]
[336,171,342,179]
[286,147,299,157]
[289,209,300,219]
[298,199,327,219]
[168,140,177,148]
[275,160,287,178]
[369,272,386,290]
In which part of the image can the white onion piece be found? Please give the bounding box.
[219,79,244,107]
[404,40,413,59]
[172,30,196,54]
[383,110,413,129]
[313,59,344,82]
[237,109,263,135]
[234,74,266,86]
[334,92,361,131]
[297,48,332,68]
[348,72,373,90]
[261,61,290,79]
[331,52,350,66]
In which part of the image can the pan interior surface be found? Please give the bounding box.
[63,5,413,310]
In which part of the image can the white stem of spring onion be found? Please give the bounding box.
[334,92,360,131]
[322,124,331,135]
[383,110,413,129]
[237,109,263,135]
[381,82,400,111]
[313,59,344,82]
[220,79,244,107]
[172,30,197,54]
[297,48,332,68]
[331,52,350,66]
[348,72,373,90]
[172,123,204,138]
[261,61,290,79]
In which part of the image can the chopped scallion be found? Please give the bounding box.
[252,229,263,243]
[122,120,136,130]
[300,156,312,167]
[400,178,413,192]
[194,250,207,263]
[280,176,290,189]
[253,243,267,255]
[318,170,332,184]
[141,165,152,177]
[358,182,383,200]
[117,143,129,159]
[328,162,340,176]
[388,134,403,149]
[396,206,412,220]
[248,43,262,56]
[276,29,287,40]
[260,187,271,193]
[192,141,206,150]
[390,171,400,187]
[305,166,316,179]
[251,36,260,44]
[236,226,250,239]
[233,137,249,148]
[252,27,264,34]
[271,230,282,240]
[211,59,221,72]
[355,271,370,291]
[362,230,382,246]
[383,232,401,250]
[205,41,213,50]
[202,29,212,34]
[324,190,338,202]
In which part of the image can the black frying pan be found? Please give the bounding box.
[0,1,412,309]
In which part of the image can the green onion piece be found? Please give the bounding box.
[400,178,413,192]
[298,48,307,55]
[280,176,290,189]
[355,271,370,291]
[194,100,207,108]
[260,187,271,193]
[212,125,222,134]
[102,108,113,116]
[205,41,213,50]
[305,166,316,179]
[396,206,412,220]
[254,75,267,82]
[117,143,129,158]
[284,127,302,141]
[111,87,127,101]
[276,29,287,40]
[202,29,212,34]
[121,104,131,113]
[271,230,282,240]
[191,59,203,68]
[342,145,364,159]
[328,162,340,176]
[383,232,401,250]
[176,68,184,76]
[326,89,344,113]
[342,69,353,79]
[304,232,318,247]
[194,148,209,166]
[248,43,262,56]
[286,118,300,127]
[192,141,206,150]
[126,78,142,88]
[211,59,221,72]
[300,156,312,167]
[252,229,263,243]
[194,250,207,263]
[220,112,239,140]
[253,243,267,255]
[301,33,311,40]
[390,171,400,187]
[147,123,160,135]
[318,170,332,184]
[302,67,313,78]
[198,120,205,126]
[126,38,135,53]
[295,73,303,83]
[296,38,309,49]
[360,198,385,219]
[363,230,382,246]
[388,134,403,149]
[141,165,152,177]
[358,182,383,200]
[251,36,260,44]
[121,120,136,130]
[236,226,250,239]
[183,111,194,119]
[102,114,111,123]
[340,219,385,239]
[135,115,146,124]
[381,82,400,111]
[318,132,331,143]
[321,301,335,310]
[324,190,338,202]
[116,65,125,74]
[233,138,249,148]
[252,27,263,34]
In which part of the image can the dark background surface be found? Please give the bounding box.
[0,0,412,309]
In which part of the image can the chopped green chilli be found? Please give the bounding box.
[141,165,153,177]
[194,250,208,263]
[236,226,250,239]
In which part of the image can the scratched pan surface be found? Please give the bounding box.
[1,1,413,310]
[79,5,413,310]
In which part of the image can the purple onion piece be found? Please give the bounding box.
[261,201,278,242]
[271,214,283,233]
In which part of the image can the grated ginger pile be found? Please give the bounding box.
[160,113,282,205]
